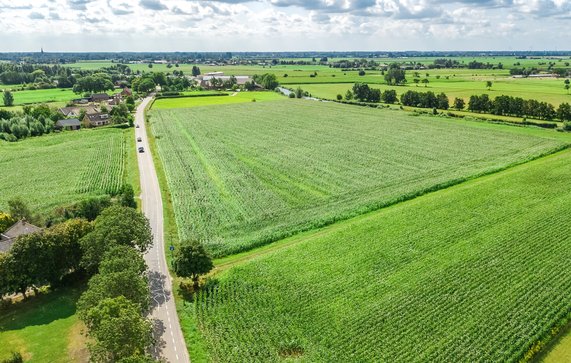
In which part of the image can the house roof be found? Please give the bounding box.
[56,119,81,127]
[58,107,81,116]
[1,219,42,240]
[91,93,110,100]
[85,113,110,122]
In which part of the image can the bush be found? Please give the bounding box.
[2,352,23,363]
[288,93,295,98]
[563,122,571,131]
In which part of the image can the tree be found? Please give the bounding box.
[358,70,366,76]
[453,97,465,110]
[8,197,37,224]
[82,296,153,363]
[384,63,406,85]
[557,102,571,122]
[421,78,429,87]
[381,90,397,104]
[295,87,304,99]
[3,90,14,107]
[336,94,343,101]
[436,93,449,110]
[80,206,152,274]
[120,184,137,209]
[486,81,493,90]
[172,241,213,290]
[191,66,201,77]
[254,73,279,90]
[77,257,150,314]
[345,90,353,101]
[0,212,16,232]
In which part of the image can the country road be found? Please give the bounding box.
[135,97,190,363]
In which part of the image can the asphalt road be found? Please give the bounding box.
[135,97,190,363]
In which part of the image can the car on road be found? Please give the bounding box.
[136,124,140,128]
[137,137,142,142]
[138,147,144,153]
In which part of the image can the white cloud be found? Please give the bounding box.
[0,0,569,51]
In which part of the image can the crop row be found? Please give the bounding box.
[192,150,571,362]
[150,101,567,256]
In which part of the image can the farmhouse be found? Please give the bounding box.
[83,112,110,128]
[0,219,42,253]
[55,118,81,131]
[90,93,110,103]
[58,105,98,118]
[107,93,123,106]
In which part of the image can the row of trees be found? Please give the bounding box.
[467,94,570,121]
[401,90,450,110]
[76,206,156,362]
[348,83,398,104]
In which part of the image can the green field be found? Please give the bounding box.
[149,100,567,257]
[152,91,284,109]
[2,88,77,106]
[0,288,85,362]
[0,127,132,213]
[192,149,571,362]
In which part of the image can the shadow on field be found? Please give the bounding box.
[148,270,170,310]
[0,287,81,331]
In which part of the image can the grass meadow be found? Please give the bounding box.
[149,100,568,257]
[152,91,284,109]
[0,287,86,363]
[192,149,571,362]
[0,127,134,213]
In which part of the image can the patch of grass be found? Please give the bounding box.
[151,91,284,109]
[149,100,569,257]
[0,287,85,363]
[193,149,571,362]
[2,88,77,106]
[0,127,131,214]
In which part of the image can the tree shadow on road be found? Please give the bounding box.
[148,270,170,310]
[150,317,167,361]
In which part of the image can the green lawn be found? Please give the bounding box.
[151,91,284,109]
[192,149,571,362]
[0,288,86,362]
[0,127,131,214]
[149,100,567,257]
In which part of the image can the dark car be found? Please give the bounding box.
[138,147,144,153]
[137,137,142,142]
[136,124,140,128]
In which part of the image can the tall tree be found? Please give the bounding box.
[172,241,213,290]
[3,90,14,107]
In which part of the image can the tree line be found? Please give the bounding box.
[468,94,571,121]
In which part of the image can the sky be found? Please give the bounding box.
[0,0,570,52]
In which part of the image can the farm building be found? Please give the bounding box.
[55,118,81,131]
[121,87,133,97]
[90,93,110,102]
[58,105,99,118]
[0,219,42,253]
[83,112,110,128]
[199,75,252,89]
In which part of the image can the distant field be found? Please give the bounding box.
[0,127,132,213]
[193,149,571,362]
[0,288,85,363]
[292,77,571,106]
[152,91,284,109]
[149,100,567,257]
[2,88,77,106]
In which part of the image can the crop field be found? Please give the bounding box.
[0,127,131,213]
[149,100,567,257]
[192,149,571,362]
[152,91,284,109]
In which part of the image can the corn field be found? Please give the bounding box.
[0,128,129,213]
[150,101,567,257]
[192,150,571,362]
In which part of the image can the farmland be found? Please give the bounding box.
[3,88,77,106]
[192,149,571,362]
[149,100,568,257]
[0,127,132,213]
[152,91,284,109]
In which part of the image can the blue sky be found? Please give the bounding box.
[0,0,569,52]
